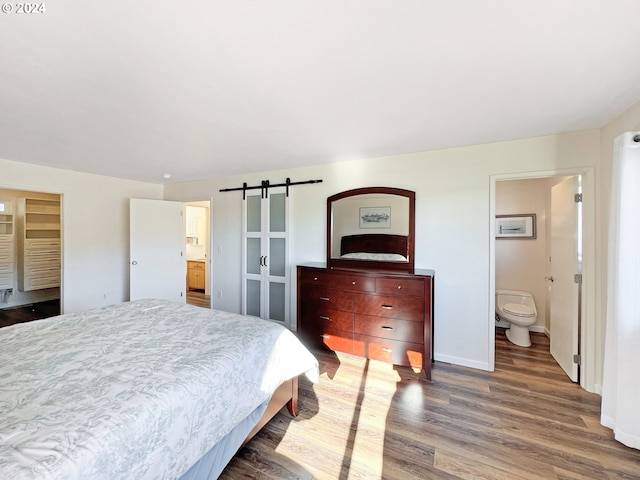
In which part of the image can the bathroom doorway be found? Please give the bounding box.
[184,199,211,309]
[494,174,583,383]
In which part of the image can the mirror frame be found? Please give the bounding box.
[327,186,415,273]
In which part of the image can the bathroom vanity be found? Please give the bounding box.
[296,187,434,379]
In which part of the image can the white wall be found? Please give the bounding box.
[0,158,163,313]
[165,129,600,373]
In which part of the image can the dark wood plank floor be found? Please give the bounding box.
[220,329,640,479]
[0,299,60,328]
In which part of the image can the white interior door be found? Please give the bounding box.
[550,177,581,382]
[130,198,185,302]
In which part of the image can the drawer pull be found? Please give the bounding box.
[397,285,402,289]
[381,304,394,310]
[352,281,356,285]
[321,334,331,339]
[313,277,318,281]
[319,296,330,301]
[381,326,393,330]
[382,347,392,353]
[319,315,331,321]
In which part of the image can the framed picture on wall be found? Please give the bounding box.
[495,214,536,239]
[360,206,391,228]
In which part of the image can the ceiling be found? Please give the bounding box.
[2,1,640,184]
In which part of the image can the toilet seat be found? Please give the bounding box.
[503,303,534,317]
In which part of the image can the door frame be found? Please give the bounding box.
[184,199,212,297]
[489,166,596,392]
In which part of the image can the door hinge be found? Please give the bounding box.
[574,193,583,203]
[574,273,582,284]
[573,354,581,365]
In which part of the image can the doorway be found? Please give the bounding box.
[184,200,211,309]
[491,169,594,389]
[0,188,62,322]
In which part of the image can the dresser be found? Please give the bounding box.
[297,264,434,379]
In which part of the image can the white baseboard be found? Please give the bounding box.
[433,353,491,371]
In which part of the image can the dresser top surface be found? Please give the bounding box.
[298,262,434,277]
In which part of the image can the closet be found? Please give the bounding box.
[17,197,61,291]
[242,186,289,323]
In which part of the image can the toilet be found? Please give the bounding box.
[495,289,537,347]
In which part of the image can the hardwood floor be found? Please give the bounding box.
[0,299,60,328]
[186,290,211,308]
[220,329,640,479]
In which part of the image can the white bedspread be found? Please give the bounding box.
[0,299,318,480]
[341,252,408,262]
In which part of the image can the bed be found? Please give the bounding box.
[340,233,409,262]
[0,299,319,480]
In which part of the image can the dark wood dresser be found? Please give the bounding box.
[297,264,434,379]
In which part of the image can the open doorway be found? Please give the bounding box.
[494,174,583,383]
[0,188,62,326]
[184,200,211,309]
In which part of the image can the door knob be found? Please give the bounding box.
[131,261,138,265]
[545,275,554,282]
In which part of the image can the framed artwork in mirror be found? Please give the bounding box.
[359,206,391,228]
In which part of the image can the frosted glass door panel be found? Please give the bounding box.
[241,186,289,325]
[246,195,261,232]
[246,279,261,317]
[270,193,286,232]
[269,238,286,277]
[269,282,285,322]
[247,238,261,275]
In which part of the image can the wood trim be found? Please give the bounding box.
[242,376,298,446]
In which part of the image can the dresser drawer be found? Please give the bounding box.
[354,314,423,343]
[298,268,375,292]
[353,334,424,370]
[299,321,354,354]
[24,265,60,277]
[354,293,425,321]
[302,286,353,311]
[24,255,60,268]
[188,261,205,270]
[23,274,60,290]
[306,308,353,333]
[25,238,60,250]
[376,277,424,297]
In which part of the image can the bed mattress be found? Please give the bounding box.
[0,299,318,479]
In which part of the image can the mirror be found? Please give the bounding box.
[327,187,415,273]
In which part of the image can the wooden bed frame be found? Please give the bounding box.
[242,376,298,445]
[340,233,409,257]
